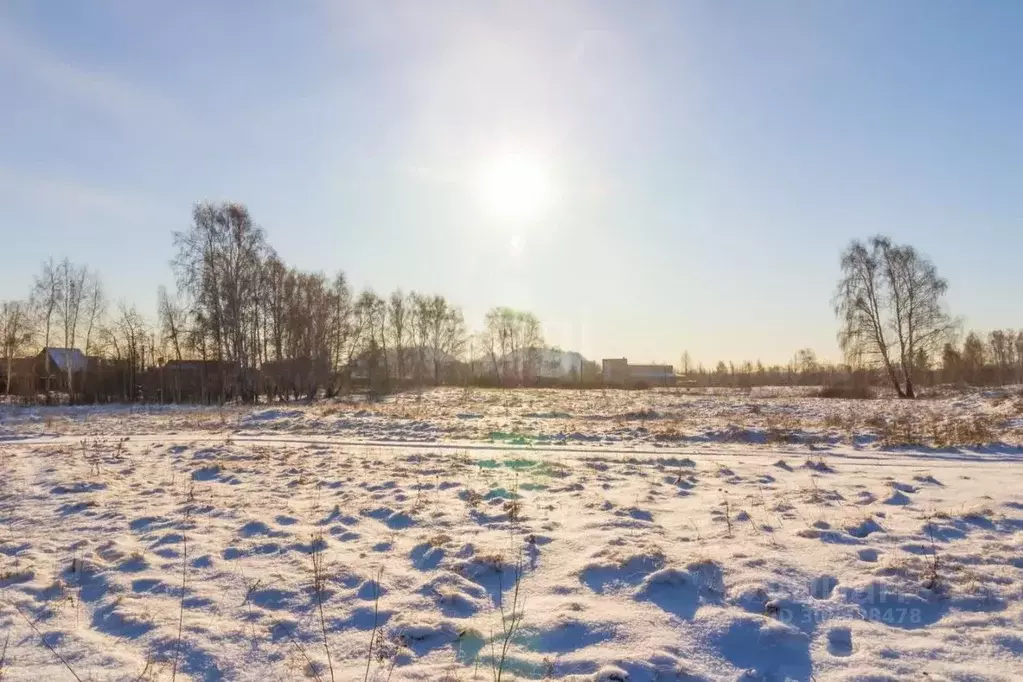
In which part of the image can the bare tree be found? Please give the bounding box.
[481,307,513,383]
[434,301,466,384]
[82,273,106,358]
[797,348,818,376]
[679,351,692,376]
[374,294,389,386]
[941,342,962,384]
[387,290,409,383]
[102,303,150,401]
[443,307,467,374]
[1,301,33,398]
[354,291,387,390]
[56,259,89,401]
[988,330,1017,385]
[962,331,985,385]
[835,236,954,398]
[421,296,465,384]
[173,202,269,401]
[57,260,87,347]
[32,258,63,398]
[157,285,188,402]
[480,307,543,385]
[285,271,332,398]
[409,292,431,384]
[913,348,930,385]
[1016,331,1023,385]
[327,272,359,394]
[935,328,1023,387]
[158,286,188,362]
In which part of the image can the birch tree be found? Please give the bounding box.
[327,272,359,394]
[101,303,150,401]
[32,258,62,397]
[158,285,188,362]
[387,290,409,382]
[57,259,89,400]
[173,202,268,401]
[962,332,985,385]
[835,236,954,398]
[426,297,465,384]
[988,330,1018,385]
[82,273,106,358]
[1,301,33,398]
[480,307,543,384]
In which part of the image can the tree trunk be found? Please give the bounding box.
[884,363,905,398]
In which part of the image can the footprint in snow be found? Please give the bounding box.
[328,526,360,542]
[615,507,653,522]
[883,490,913,506]
[846,517,885,538]
[239,520,287,538]
[410,542,445,570]
[827,626,854,656]
[810,575,838,599]
[857,548,879,562]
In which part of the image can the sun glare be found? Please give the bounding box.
[477,152,552,222]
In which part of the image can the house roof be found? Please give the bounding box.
[43,348,88,373]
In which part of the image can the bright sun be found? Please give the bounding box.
[477,152,552,222]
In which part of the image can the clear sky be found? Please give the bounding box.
[1,1,1020,367]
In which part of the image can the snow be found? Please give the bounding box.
[0,387,1021,680]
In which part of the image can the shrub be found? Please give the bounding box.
[929,415,997,448]
[818,385,875,399]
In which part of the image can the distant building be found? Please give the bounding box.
[42,347,88,374]
[0,355,36,396]
[484,347,591,384]
[0,348,96,397]
[499,348,584,380]
[38,347,89,391]
[602,358,675,387]
[602,358,630,385]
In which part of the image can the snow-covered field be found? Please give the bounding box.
[1,388,1021,680]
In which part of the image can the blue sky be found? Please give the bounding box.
[1,1,1020,366]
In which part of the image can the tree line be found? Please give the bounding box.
[682,235,1019,396]
[1,202,569,403]
[2,216,1019,403]
[679,333,1023,392]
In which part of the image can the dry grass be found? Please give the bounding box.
[929,415,998,448]
[870,411,1000,448]
[877,414,925,447]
